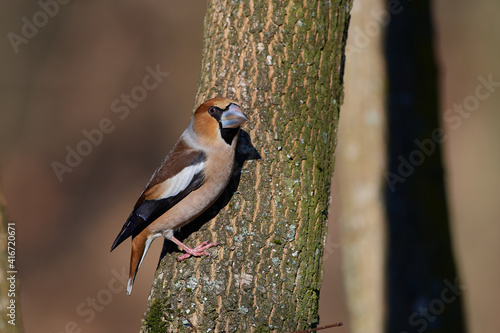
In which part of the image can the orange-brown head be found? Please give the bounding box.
[192,97,248,145]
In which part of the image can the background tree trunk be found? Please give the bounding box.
[141,0,352,332]
[385,1,466,332]
[0,192,23,333]
[335,0,388,332]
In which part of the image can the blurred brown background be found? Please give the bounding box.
[0,1,498,332]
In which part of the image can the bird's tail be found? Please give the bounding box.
[127,231,155,295]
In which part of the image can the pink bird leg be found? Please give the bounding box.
[170,236,219,261]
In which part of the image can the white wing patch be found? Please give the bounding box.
[157,162,205,199]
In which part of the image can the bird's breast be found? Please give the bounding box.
[147,144,236,235]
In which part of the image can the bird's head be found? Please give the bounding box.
[192,97,249,145]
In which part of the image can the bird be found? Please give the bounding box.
[110,97,249,295]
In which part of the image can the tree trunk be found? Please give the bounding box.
[0,192,23,333]
[141,0,352,332]
[336,0,388,332]
[384,1,466,332]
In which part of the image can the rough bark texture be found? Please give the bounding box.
[141,0,352,332]
[336,0,388,332]
[0,193,23,333]
[385,1,466,332]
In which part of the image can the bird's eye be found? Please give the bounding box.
[208,106,216,115]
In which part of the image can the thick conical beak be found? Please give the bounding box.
[220,104,249,128]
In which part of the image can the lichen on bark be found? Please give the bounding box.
[141,0,352,332]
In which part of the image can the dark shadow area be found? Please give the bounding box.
[159,130,260,259]
[384,1,466,332]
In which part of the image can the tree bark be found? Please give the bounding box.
[0,192,23,333]
[141,0,352,332]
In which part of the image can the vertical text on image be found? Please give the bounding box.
[5,222,17,325]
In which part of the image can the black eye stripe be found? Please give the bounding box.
[208,106,223,121]
[209,106,222,114]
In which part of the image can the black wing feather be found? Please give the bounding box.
[110,170,205,251]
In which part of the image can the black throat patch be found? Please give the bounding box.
[220,126,239,145]
[209,104,240,145]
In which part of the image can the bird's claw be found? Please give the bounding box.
[177,241,219,261]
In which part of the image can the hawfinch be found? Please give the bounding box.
[111,97,249,294]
